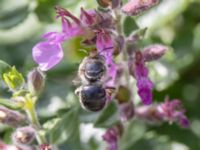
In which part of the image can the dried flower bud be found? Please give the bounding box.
[0,140,21,150]
[122,0,159,16]
[97,0,111,8]
[142,44,168,61]
[39,144,52,150]
[27,68,45,95]
[12,126,35,145]
[113,35,125,56]
[119,101,134,121]
[0,107,26,127]
[112,0,121,9]
[2,67,24,91]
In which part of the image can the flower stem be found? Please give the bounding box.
[25,96,47,144]
[114,9,130,88]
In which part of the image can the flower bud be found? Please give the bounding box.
[0,107,26,127]
[142,44,168,61]
[12,126,35,145]
[39,144,52,150]
[97,0,111,8]
[27,68,45,95]
[122,0,159,16]
[119,101,134,121]
[102,123,123,150]
[3,67,24,91]
[112,0,121,9]
[0,141,21,150]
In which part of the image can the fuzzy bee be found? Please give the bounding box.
[75,52,110,112]
[75,84,107,111]
[78,54,106,83]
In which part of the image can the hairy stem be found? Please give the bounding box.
[25,96,47,144]
[114,9,130,89]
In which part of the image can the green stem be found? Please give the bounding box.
[25,96,47,144]
[114,9,131,88]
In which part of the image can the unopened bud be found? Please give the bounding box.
[27,68,45,95]
[0,140,21,150]
[112,0,121,9]
[39,144,52,150]
[122,0,159,16]
[3,67,24,91]
[113,35,125,56]
[97,0,111,8]
[0,107,26,127]
[119,101,134,121]
[143,44,168,61]
[12,126,35,145]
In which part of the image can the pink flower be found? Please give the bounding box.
[158,98,190,128]
[80,8,98,26]
[32,6,85,71]
[96,31,118,88]
[142,44,168,62]
[134,51,153,105]
[102,124,123,150]
[32,42,63,71]
[122,0,159,16]
[135,97,190,128]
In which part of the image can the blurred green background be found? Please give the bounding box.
[0,0,200,150]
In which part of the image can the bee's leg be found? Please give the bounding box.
[75,86,82,95]
[105,86,116,101]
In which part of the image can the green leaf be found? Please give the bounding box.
[94,101,118,128]
[48,108,79,144]
[0,98,24,110]
[123,16,139,37]
[2,66,25,91]
[0,60,11,77]
[43,118,61,131]
[0,0,29,29]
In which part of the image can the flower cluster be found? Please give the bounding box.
[135,97,189,128]
[30,0,190,150]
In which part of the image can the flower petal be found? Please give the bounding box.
[32,42,63,71]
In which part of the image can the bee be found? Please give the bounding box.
[75,51,111,112]
[78,54,106,83]
[75,85,106,111]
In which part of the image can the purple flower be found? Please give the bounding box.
[102,124,123,150]
[96,31,114,52]
[32,42,63,71]
[96,31,118,88]
[143,44,168,62]
[32,6,85,71]
[157,98,190,128]
[80,8,97,26]
[134,51,153,105]
[137,77,153,105]
[122,0,159,16]
[135,98,190,128]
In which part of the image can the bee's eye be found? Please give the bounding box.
[80,85,106,111]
